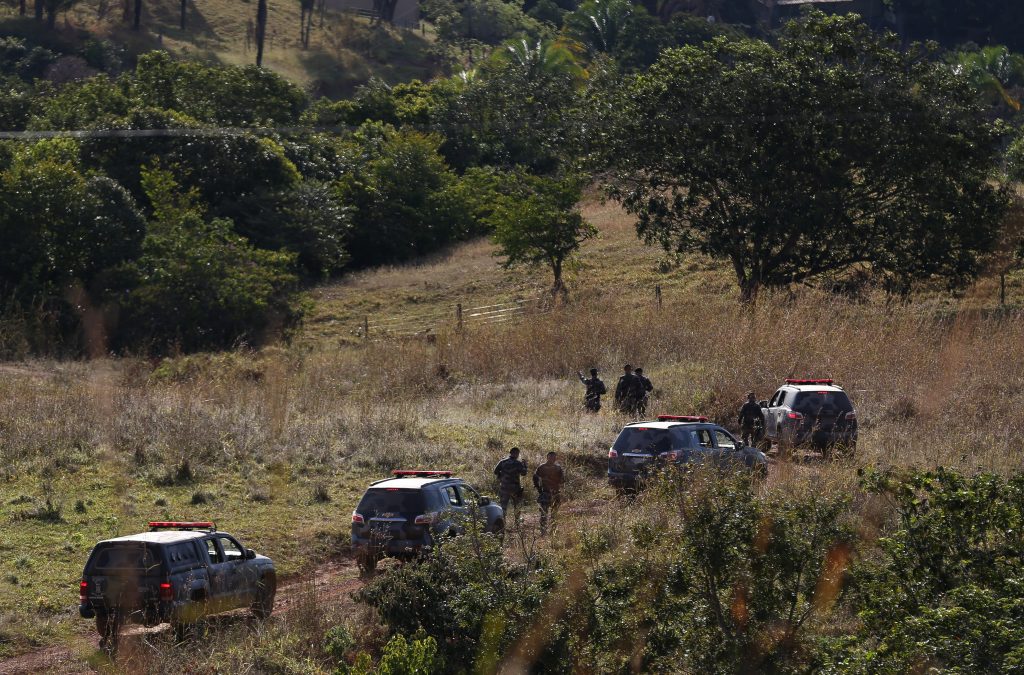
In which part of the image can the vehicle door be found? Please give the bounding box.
[202,537,234,612]
[689,427,716,465]
[217,535,254,609]
[766,389,786,436]
[438,484,468,534]
[712,428,743,469]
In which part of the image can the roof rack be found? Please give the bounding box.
[784,378,834,386]
[390,470,454,478]
[148,521,216,531]
[656,415,709,422]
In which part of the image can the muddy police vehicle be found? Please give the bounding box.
[758,378,858,456]
[608,415,769,490]
[79,522,275,648]
[351,470,504,572]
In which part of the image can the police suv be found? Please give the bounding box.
[79,522,275,648]
[607,415,769,489]
[758,378,858,455]
[351,470,504,572]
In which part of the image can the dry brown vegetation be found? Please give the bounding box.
[1,201,1024,670]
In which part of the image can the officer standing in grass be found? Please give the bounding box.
[578,368,607,413]
[634,367,654,415]
[533,451,565,535]
[615,364,642,414]
[739,391,765,446]
[493,447,528,520]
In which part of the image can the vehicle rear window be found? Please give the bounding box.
[612,427,694,454]
[792,391,853,415]
[88,543,163,574]
[357,489,426,515]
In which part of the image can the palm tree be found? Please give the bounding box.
[499,38,585,82]
[950,46,1024,115]
[563,0,632,55]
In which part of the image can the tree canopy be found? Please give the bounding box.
[604,11,1008,300]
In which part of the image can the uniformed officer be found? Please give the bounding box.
[578,368,607,413]
[615,365,642,414]
[493,447,528,518]
[634,367,653,415]
[738,392,765,446]
[533,451,565,535]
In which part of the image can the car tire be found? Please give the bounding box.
[252,574,276,620]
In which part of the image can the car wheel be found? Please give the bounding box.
[252,574,276,620]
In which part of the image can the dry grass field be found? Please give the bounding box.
[1,200,1024,670]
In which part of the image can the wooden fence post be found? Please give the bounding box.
[456,303,463,331]
[655,284,662,310]
[363,315,369,339]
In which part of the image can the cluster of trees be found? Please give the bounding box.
[2,5,1022,354]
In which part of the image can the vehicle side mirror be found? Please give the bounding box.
[759,400,769,408]
[478,496,491,507]
[245,548,256,560]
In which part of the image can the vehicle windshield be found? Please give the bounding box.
[357,489,426,516]
[89,543,163,573]
[612,427,693,454]
[792,391,853,415]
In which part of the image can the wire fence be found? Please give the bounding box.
[356,295,550,339]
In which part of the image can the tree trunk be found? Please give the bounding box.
[34,0,44,22]
[133,0,141,29]
[739,277,760,305]
[1001,272,1006,307]
[255,0,267,66]
[550,258,566,298]
[122,0,130,22]
[46,4,56,28]
[180,0,186,29]
[19,0,26,16]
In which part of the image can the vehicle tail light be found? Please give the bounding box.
[786,412,804,421]
[159,582,173,601]
[661,451,678,461]
[352,512,365,525]
[79,580,88,603]
[414,514,434,525]
[608,448,618,458]
[845,412,857,421]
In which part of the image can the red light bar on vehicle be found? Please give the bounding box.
[656,415,709,422]
[148,521,215,530]
[391,470,453,478]
[785,378,834,385]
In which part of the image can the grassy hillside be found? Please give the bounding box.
[0,0,441,97]
[2,201,1024,668]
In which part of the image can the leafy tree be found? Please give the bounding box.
[605,12,1008,301]
[116,167,302,353]
[487,172,595,296]
[130,52,307,126]
[0,145,144,303]
[836,468,1024,672]
[336,124,471,267]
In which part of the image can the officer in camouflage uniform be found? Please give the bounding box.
[493,447,528,519]
[634,368,654,415]
[615,365,643,415]
[533,451,565,535]
[738,392,766,446]
[578,368,607,413]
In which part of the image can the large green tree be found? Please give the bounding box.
[605,12,1007,301]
